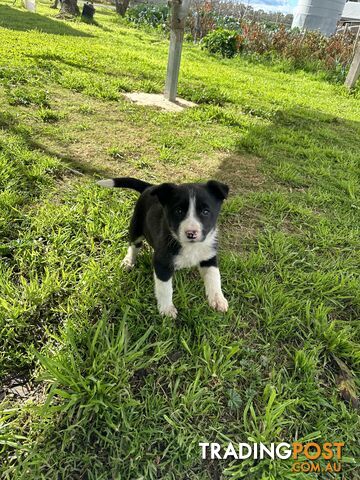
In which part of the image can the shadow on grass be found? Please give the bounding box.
[214,105,360,261]
[80,15,113,32]
[26,52,144,81]
[215,106,360,195]
[0,5,93,37]
[0,110,106,177]
[28,52,103,75]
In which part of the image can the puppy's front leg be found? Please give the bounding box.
[199,257,228,312]
[153,258,177,318]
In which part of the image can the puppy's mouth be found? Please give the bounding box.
[185,231,202,242]
[184,235,204,244]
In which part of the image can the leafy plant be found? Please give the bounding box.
[37,107,62,123]
[126,4,169,29]
[7,86,50,107]
[201,28,241,58]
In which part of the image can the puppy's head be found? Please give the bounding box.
[151,181,229,244]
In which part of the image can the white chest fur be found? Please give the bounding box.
[174,230,217,270]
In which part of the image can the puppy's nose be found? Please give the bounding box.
[185,230,198,240]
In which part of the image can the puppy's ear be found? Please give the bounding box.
[151,183,177,206]
[206,180,229,200]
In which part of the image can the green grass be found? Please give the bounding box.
[0,1,359,478]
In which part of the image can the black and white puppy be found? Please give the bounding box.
[97,177,229,318]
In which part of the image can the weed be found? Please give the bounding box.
[37,107,62,123]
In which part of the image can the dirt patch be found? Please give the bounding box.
[214,152,270,194]
[0,375,45,405]
[13,85,274,192]
[30,88,157,177]
[220,206,264,253]
[24,87,208,183]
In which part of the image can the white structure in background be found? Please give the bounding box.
[292,0,346,36]
[24,0,36,12]
[341,1,360,30]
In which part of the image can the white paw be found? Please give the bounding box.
[208,293,228,312]
[158,304,178,318]
[121,256,135,271]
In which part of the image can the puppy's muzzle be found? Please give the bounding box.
[185,230,199,240]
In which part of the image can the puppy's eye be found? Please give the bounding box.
[175,208,183,215]
[202,208,210,216]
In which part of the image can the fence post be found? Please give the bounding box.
[345,39,360,89]
[164,0,191,102]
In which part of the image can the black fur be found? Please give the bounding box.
[108,177,152,193]
[200,256,218,268]
[98,176,229,316]
[98,176,229,259]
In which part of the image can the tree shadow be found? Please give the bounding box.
[26,52,158,81]
[80,15,113,32]
[27,52,103,76]
[215,106,360,196]
[0,109,106,177]
[0,5,93,37]
[214,106,360,339]
[214,104,360,259]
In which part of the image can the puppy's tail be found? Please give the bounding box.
[97,177,152,193]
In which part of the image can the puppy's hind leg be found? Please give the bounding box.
[121,210,144,271]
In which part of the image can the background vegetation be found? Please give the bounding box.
[0,1,359,478]
[127,2,357,83]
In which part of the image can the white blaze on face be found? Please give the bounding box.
[179,195,202,243]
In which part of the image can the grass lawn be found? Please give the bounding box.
[0,1,359,478]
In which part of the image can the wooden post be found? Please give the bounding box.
[345,39,360,89]
[164,0,191,102]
